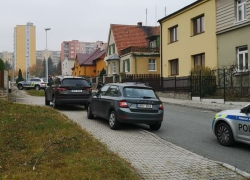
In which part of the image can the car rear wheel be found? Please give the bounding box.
[45,93,50,106]
[150,123,161,131]
[109,111,120,130]
[35,85,40,90]
[87,104,94,119]
[216,123,235,147]
[18,84,23,90]
[52,96,58,109]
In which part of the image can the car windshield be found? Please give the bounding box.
[62,79,89,87]
[123,87,157,98]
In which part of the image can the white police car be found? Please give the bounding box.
[212,104,250,146]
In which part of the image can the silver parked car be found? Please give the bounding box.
[17,78,47,90]
[212,103,250,146]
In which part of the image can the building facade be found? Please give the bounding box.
[36,50,61,66]
[105,23,160,76]
[159,0,217,77]
[0,51,14,66]
[13,22,36,77]
[61,40,107,62]
[62,58,75,75]
[217,0,250,72]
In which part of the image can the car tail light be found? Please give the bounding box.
[119,100,129,108]
[57,87,67,92]
[86,87,92,92]
[159,103,163,110]
[41,82,45,85]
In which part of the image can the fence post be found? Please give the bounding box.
[199,70,202,101]
[175,76,177,92]
[223,68,226,104]
[190,71,192,98]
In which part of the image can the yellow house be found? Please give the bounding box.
[105,23,160,76]
[72,48,106,77]
[158,0,217,77]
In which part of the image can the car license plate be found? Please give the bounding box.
[71,90,82,92]
[137,104,152,109]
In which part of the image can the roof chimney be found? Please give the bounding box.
[137,22,142,27]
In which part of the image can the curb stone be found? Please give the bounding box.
[141,129,250,179]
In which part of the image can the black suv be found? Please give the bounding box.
[87,83,163,130]
[45,76,92,108]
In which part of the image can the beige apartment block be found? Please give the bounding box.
[13,22,36,77]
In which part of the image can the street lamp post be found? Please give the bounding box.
[45,28,51,81]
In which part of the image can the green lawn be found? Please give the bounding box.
[0,100,140,180]
[25,89,45,97]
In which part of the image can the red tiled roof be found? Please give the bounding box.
[111,24,160,55]
[81,48,106,66]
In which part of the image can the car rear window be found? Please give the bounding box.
[123,87,157,98]
[62,79,89,87]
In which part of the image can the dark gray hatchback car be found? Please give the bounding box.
[87,83,164,130]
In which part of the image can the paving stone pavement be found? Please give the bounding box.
[10,87,249,180]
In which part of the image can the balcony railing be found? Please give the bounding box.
[121,46,159,56]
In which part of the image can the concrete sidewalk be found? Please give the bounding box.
[9,87,250,180]
[159,97,248,112]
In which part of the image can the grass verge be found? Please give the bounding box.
[25,89,45,97]
[0,100,140,180]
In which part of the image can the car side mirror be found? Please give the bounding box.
[241,107,248,114]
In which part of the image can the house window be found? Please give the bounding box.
[149,59,156,71]
[169,26,178,43]
[237,46,248,71]
[150,40,157,48]
[193,15,205,35]
[193,53,205,68]
[237,0,247,22]
[112,62,116,74]
[170,59,179,75]
[124,59,130,72]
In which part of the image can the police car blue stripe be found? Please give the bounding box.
[226,115,250,122]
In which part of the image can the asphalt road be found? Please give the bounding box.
[138,103,250,174]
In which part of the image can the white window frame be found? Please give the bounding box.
[170,26,178,43]
[150,40,157,48]
[125,60,128,72]
[237,0,247,22]
[237,46,248,72]
[112,62,116,74]
[149,59,156,71]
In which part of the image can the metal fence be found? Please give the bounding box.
[162,76,191,91]
[122,74,162,91]
[105,76,113,83]
[0,71,4,88]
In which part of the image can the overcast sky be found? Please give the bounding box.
[0,0,196,52]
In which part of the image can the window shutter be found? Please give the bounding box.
[113,44,115,54]
[123,60,125,72]
[127,59,130,72]
[109,45,111,55]
[107,65,109,75]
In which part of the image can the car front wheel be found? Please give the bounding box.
[18,84,23,90]
[216,123,235,147]
[35,85,40,90]
[150,123,161,131]
[109,111,120,130]
[87,104,94,119]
